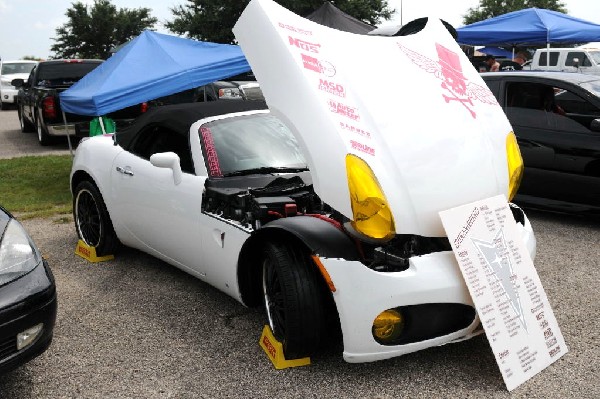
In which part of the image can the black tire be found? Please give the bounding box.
[36,114,52,145]
[18,105,35,132]
[73,181,119,257]
[262,241,327,359]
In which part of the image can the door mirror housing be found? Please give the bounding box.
[150,152,183,185]
[590,118,600,132]
[11,78,25,88]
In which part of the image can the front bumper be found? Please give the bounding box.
[0,260,57,374]
[1,88,18,104]
[321,205,536,363]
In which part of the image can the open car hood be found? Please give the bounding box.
[234,0,513,237]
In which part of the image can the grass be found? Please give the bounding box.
[0,155,73,219]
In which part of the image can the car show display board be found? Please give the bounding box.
[440,195,567,391]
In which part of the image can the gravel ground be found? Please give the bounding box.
[0,109,598,398]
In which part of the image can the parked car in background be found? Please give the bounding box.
[12,59,147,145]
[530,47,600,74]
[0,59,38,110]
[482,71,600,215]
[151,72,263,106]
[0,205,57,374]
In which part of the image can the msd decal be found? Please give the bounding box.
[301,54,336,77]
[318,79,346,97]
[328,99,359,121]
[397,42,498,118]
[289,36,321,53]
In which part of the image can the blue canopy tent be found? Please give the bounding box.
[60,30,251,116]
[457,8,600,49]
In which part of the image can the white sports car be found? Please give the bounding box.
[70,99,536,363]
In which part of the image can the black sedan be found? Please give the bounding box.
[0,206,57,374]
[482,71,600,216]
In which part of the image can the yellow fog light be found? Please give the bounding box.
[506,132,523,201]
[372,309,404,344]
[17,323,43,350]
[345,154,395,240]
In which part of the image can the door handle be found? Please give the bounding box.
[116,166,134,176]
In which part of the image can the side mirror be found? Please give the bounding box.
[573,57,580,68]
[11,78,24,88]
[150,152,183,185]
[590,118,600,132]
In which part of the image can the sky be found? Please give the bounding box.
[1,0,599,61]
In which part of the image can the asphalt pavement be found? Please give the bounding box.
[0,108,598,398]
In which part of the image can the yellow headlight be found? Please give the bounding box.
[506,132,524,201]
[372,309,404,343]
[345,154,395,240]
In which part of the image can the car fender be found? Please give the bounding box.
[236,215,358,306]
[70,135,123,212]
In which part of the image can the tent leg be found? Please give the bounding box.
[62,111,73,157]
[99,116,107,135]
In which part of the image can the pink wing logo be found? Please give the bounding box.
[397,43,498,118]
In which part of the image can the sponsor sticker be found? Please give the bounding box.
[301,54,336,77]
[319,79,346,97]
[328,99,359,121]
[278,21,312,35]
[289,36,320,53]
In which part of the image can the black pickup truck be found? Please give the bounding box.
[13,59,146,145]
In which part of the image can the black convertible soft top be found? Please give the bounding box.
[116,100,268,149]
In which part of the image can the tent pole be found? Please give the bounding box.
[546,42,550,70]
[62,110,73,157]
[99,116,107,135]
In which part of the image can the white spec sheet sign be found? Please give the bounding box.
[439,195,567,391]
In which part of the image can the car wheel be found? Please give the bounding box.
[18,106,35,132]
[262,241,327,359]
[36,116,52,145]
[74,181,119,256]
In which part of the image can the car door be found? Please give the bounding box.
[501,78,600,208]
[21,67,36,124]
[109,124,206,274]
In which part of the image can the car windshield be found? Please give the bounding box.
[199,113,307,177]
[1,62,36,75]
[588,50,600,65]
[579,80,600,98]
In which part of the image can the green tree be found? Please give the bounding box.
[463,0,567,25]
[51,0,157,59]
[166,0,394,44]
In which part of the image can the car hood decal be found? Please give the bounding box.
[234,0,513,236]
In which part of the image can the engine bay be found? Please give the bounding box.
[201,173,328,231]
[201,172,452,272]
